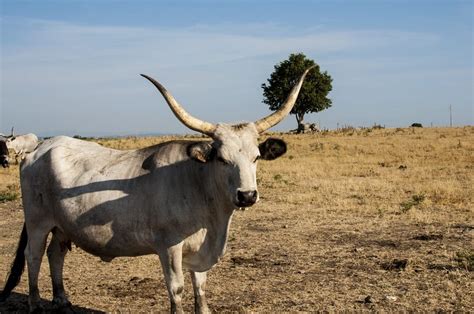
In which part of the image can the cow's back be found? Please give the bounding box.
[21,136,123,184]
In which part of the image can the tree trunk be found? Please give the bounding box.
[295,113,305,133]
[295,112,305,125]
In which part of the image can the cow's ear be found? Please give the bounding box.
[259,138,287,160]
[187,142,215,163]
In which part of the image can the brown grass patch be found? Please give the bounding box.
[0,127,472,312]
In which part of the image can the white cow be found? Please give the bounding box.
[0,67,314,313]
[6,133,39,163]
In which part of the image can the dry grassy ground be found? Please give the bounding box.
[0,127,472,312]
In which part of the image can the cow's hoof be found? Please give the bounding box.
[52,297,72,309]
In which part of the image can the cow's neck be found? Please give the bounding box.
[176,160,237,270]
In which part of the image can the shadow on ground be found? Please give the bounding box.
[0,292,105,313]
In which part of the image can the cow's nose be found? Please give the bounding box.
[236,190,258,207]
[0,157,8,168]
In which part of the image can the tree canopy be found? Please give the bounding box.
[261,53,333,129]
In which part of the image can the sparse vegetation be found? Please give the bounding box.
[455,250,473,271]
[0,126,472,312]
[400,194,425,213]
[0,184,19,203]
[0,183,20,203]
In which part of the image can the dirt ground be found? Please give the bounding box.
[0,128,472,312]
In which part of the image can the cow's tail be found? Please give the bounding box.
[0,223,27,302]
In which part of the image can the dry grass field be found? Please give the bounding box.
[0,126,473,312]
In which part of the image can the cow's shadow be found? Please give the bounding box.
[0,292,105,313]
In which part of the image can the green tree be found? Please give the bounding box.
[262,53,333,130]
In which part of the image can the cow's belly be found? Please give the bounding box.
[55,192,156,259]
[65,221,156,259]
[59,220,156,259]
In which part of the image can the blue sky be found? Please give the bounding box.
[1,0,472,136]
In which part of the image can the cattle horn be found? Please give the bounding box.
[254,66,315,133]
[141,74,216,136]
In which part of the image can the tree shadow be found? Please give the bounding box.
[0,292,105,313]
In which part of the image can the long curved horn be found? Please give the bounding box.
[255,66,315,133]
[141,74,216,136]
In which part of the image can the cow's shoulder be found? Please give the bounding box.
[141,140,208,171]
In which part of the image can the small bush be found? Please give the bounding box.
[455,251,473,271]
[340,125,355,133]
[400,194,425,212]
[73,135,95,141]
[412,194,425,203]
[0,184,20,203]
[377,208,385,217]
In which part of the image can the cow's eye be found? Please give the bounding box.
[217,156,229,165]
[253,156,260,163]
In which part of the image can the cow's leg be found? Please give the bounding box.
[190,271,210,314]
[159,245,185,314]
[24,228,49,312]
[47,230,71,309]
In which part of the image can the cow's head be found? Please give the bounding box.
[141,66,314,208]
[186,124,287,207]
[3,128,16,149]
[0,140,9,168]
[5,137,16,145]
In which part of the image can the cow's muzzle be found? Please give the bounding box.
[0,157,9,168]
[236,190,258,207]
